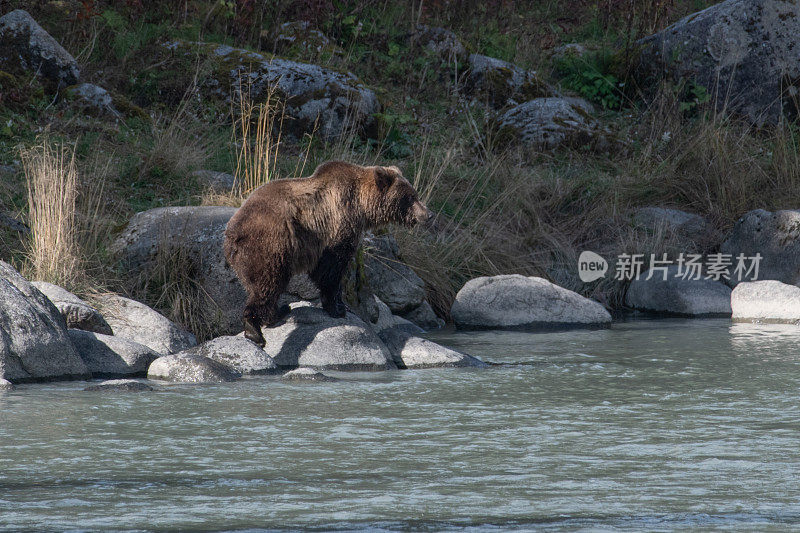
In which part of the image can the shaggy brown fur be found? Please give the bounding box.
[224,161,433,346]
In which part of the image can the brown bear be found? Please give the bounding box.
[223,161,433,346]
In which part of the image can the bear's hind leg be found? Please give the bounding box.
[310,244,356,319]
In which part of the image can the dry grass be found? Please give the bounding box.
[21,140,83,288]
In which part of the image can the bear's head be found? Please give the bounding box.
[364,166,433,228]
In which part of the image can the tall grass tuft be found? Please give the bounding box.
[21,140,83,288]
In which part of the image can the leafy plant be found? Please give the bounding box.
[556,51,625,110]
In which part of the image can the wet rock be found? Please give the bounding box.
[67,329,159,377]
[95,294,197,355]
[731,280,800,323]
[31,281,113,335]
[0,378,14,390]
[412,25,466,63]
[84,379,155,392]
[466,53,550,108]
[147,353,240,383]
[363,234,426,314]
[166,40,379,140]
[370,296,424,335]
[191,170,235,194]
[721,209,800,287]
[497,97,607,150]
[399,300,443,330]
[190,335,277,375]
[625,266,732,317]
[258,302,396,371]
[66,83,120,117]
[0,9,79,87]
[377,327,487,369]
[0,261,90,382]
[452,274,611,329]
[281,367,338,382]
[636,0,800,126]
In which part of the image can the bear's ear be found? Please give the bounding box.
[374,166,395,193]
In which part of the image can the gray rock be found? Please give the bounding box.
[84,379,154,392]
[0,210,28,234]
[363,234,426,314]
[632,207,711,240]
[551,43,587,61]
[497,97,606,150]
[451,274,611,329]
[731,280,800,323]
[191,170,235,194]
[400,300,443,331]
[0,378,14,390]
[270,21,334,55]
[67,83,120,117]
[190,335,277,375]
[31,281,113,335]
[147,353,240,383]
[95,294,197,355]
[281,367,337,382]
[0,9,79,86]
[0,261,90,383]
[721,209,800,287]
[636,0,800,126]
[378,327,487,369]
[67,329,159,377]
[466,53,550,108]
[369,296,424,335]
[412,25,466,62]
[259,301,396,371]
[167,40,379,140]
[625,266,732,317]
[110,206,241,334]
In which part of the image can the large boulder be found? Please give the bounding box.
[147,353,240,383]
[363,234,426,314]
[0,261,90,382]
[95,294,197,355]
[0,9,79,87]
[721,209,800,287]
[189,335,277,375]
[31,281,113,335]
[625,266,732,317]
[67,329,159,377]
[636,0,800,126]
[258,301,396,371]
[412,25,467,63]
[496,97,607,150]
[466,54,550,108]
[451,274,611,329]
[377,327,487,369]
[731,280,800,323]
[165,40,379,140]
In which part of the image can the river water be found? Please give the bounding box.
[2,318,800,531]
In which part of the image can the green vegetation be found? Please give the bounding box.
[5,0,798,334]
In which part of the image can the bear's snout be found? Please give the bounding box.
[411,201,434,226]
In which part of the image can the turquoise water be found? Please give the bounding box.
[2,318,800,531]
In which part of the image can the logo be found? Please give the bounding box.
[578,251,608,282]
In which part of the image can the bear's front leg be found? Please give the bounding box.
[310,244,356,319]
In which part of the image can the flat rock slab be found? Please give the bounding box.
[261,302,396,371]
[378,327,487,369]
[625,266,732,317]
[67,329,160,378]
[0,261,90,383]
[451,274,611,330]
[731,281,800,323]
[147,353,240,383]
[190,336,277,375]
[95,294,197,355]
[31,281,112,334]
[84,379,155,392]
[281,367,338,382]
